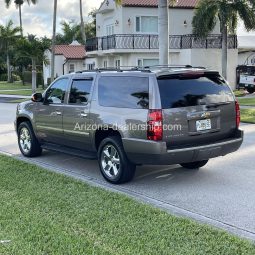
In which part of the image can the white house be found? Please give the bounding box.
[85,0,238,88]
[237,36,255,66]
[43,41,86,85]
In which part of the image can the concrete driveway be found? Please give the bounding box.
[1,102,255,240]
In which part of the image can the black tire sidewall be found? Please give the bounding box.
[18,121,41,157]
[98,136,135,184]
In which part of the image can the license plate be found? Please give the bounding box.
[196,119,212,131]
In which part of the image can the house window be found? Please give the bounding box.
[69,63,75,73]
[136,16,158,33]
[115,60,120,68]
[137,59,159,67]
[103,60,108,68]
[87,64,94,70]
[106,24,114,35]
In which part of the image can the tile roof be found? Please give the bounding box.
[122,0,199,8]
[53,45,86,59]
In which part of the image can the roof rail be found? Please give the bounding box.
[75,65,206,74]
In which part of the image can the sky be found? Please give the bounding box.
[0,0,102,37]
[0,0,254,38]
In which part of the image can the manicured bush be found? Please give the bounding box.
[23,71,43,87]
[0,73,8,81]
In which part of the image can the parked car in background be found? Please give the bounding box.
[237,65,255,94]
[15,66,243,184]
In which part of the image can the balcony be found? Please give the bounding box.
[86,34,237,52]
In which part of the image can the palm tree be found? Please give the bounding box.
[16,35,49,92]
[192,0,255,79]
[60,21,80,43]
[5,0,38,37]
[0,20,21,83]
[159,0,168,65]
[79,0,86,45]
[51,0,57,82]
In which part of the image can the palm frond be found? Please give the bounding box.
[192,0,219,37]
[5,0,12,8]
[233,0,255,31]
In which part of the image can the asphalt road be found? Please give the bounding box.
[0,103,255,241]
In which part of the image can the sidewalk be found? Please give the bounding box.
[0,94,30,99]
[240,105,255,109]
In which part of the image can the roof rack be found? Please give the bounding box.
[75,66,152,73]
[75,65,206,74]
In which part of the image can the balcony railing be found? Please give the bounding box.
[86,34,237,52]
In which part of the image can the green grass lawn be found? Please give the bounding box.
[0,82,44,96]
[0,81,31,90]
[241,109,255,124]
[0,155,255,255]
[234,90,246,97]
[238,98,255,106]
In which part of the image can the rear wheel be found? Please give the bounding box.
[247,88,255,94]
[98,136,136,184]
[18,121,42,157]
[180,160,208,169]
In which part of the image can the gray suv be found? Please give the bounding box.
[15,66,243,184]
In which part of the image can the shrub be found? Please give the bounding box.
[23,71,43,87]
[0,73,8,81]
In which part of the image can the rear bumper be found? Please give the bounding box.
[122,130,243,165]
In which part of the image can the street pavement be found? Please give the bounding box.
[0,103,255,241]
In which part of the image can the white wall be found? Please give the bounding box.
[189,49,238,89]
[43,51,65,85]
[96,4,221,37]
[238,52,255,66]
[64,60,85,74]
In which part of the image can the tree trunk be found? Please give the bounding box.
[6,50,11,83]
[221,23,228,79]
[19,4,23,37]
[32,58,37,93]
[158,0,169,65]
[79,0,86,45]
[51,0,58,82]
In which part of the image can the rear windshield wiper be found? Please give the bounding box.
[206,102,231,108]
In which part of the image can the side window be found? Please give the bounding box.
[45,78,68,104]
[98,76,149,109]
[69,79,93,105]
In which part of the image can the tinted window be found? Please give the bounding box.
[69,79,93,105]
[158,74,234,109]
[46,79,68,104]
[98,76,149,109]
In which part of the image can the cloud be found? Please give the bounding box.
[1,0,255,38]
[0,0,103,37]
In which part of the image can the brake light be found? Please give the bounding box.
[147,110,163,141]
[235,101,240,128]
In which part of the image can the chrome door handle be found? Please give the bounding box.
[55,111,62,116]
[80,113,88,118]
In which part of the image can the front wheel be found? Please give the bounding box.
[18,121,42,157]
[180,160,209,169]
[98,136,136,184]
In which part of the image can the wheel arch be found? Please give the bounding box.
[94,128,122,151]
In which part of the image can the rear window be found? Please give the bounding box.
[98,76,149,109]
[158,74,234,109]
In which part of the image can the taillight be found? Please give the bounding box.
[147,109,163,141]
[235,101,240,128]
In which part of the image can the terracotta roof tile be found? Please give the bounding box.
[122,0,199,8]
[54,45,86,59]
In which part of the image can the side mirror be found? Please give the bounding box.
[31,93,43,102]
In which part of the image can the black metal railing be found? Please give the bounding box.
[86,34,237,52]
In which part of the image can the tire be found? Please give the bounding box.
[18,121,42,157]
[247,88,255,94]
[180,160,208,169]
[98,136,136,184]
